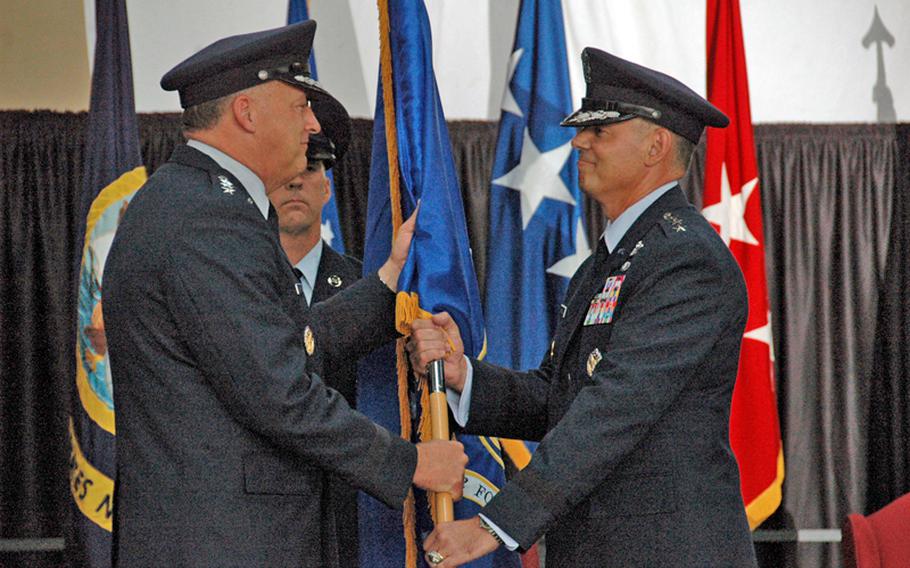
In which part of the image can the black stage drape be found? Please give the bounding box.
[868,125,910,512]
[2,111,908,568]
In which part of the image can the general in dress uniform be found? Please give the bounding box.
[103,20,466,568]
[412,48,757,568]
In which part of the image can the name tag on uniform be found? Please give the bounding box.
[584,275,625,326]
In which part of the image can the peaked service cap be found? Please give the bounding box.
[161,20,350,157]
[561,47,728,143]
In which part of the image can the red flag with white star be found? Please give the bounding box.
[704,0,783,529]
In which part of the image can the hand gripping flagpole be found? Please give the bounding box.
[427,359,454,523]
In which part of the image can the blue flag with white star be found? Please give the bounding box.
[485,0,586,487]
[485,0,587,379]
[288,0,345,253]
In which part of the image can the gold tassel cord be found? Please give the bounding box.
[378,1,460,556]
[377,1,416,565]
[378,0,403,240]
[395,292,457,353]
[396,291,457,526]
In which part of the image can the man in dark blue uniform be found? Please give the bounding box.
[270,131,364,565]
[409,48,757,567]
[103,21,467,568]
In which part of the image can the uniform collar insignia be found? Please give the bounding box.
[662,211,686,232]
[218,174,236,195]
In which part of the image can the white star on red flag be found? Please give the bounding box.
[706,0,783,530]
[702,163,759,247]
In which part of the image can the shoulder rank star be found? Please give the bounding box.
[218,175,236,195]
[662,211,686,232]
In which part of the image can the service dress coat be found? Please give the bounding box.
[308,243,364,405]
[306,243,364,567]
[104,145,413,568]
[468,186,758,567]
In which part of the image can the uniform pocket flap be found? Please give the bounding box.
[243,452,319,496]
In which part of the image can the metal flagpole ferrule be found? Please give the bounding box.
[427,359,454,523]
[428,360,446,393]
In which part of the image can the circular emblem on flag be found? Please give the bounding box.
[304,325,315,356]
[78,196,135,413]
[75,165,147,435]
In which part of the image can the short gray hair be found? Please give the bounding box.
[639,120,695,172]
[181,94,232,133]
[674,134,695,171]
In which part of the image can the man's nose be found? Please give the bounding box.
[571,129,590,149]
[304,105,321,134]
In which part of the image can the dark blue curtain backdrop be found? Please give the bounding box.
[1,113,908,568]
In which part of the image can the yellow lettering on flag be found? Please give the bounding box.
[68,418,114,532]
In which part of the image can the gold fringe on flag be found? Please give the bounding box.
[377,1,416,565]
[378,1,464,556]
[378,0,403,240]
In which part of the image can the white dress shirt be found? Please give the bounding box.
[293,239,323,306]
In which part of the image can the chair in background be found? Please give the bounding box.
[842,492,910,568]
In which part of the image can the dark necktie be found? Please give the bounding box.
[593,236,610,265]
[292,268,312,306]
[569,237,611,322]
[584,237,610,289]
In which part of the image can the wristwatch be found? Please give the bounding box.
[478,516,505,546]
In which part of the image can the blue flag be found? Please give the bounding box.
[287,0,346,253]
[358,2,519,566]
[484,0,588,479]
[69,1,146,566]
[485,0,587,377]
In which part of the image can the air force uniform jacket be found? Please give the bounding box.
[302,242,364,567]
[306,243,364,404]
[466,186,757,567]
[104,145,412,567]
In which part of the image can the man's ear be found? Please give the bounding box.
[644,127,673,167]
[231,94,256,134]
[321,175,332,206]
